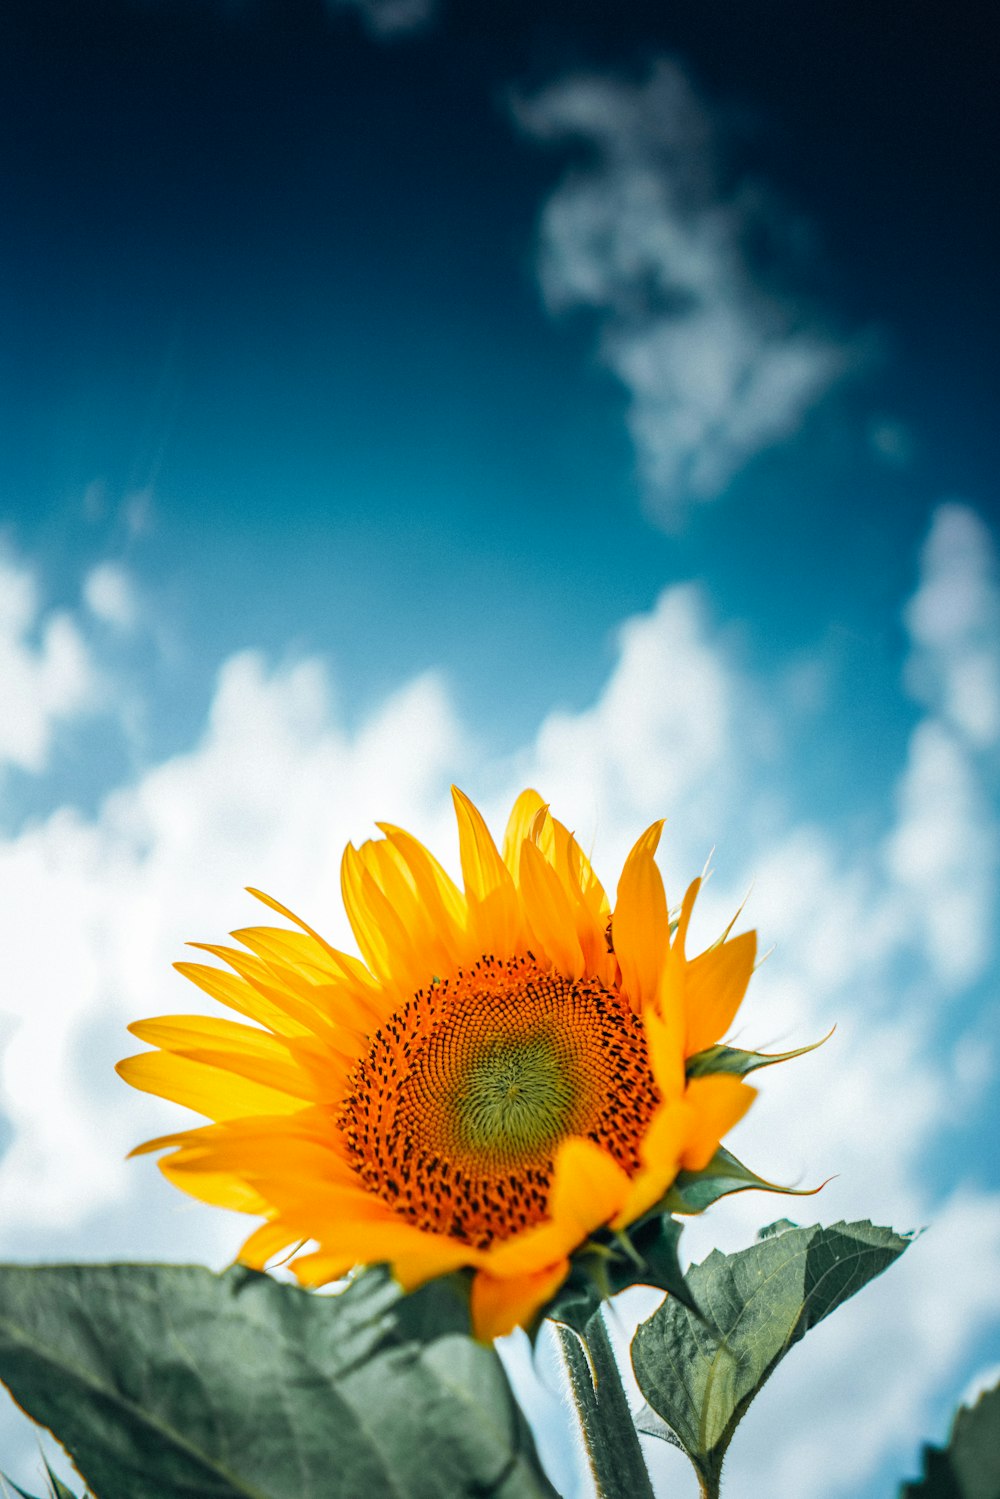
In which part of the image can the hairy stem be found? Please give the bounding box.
[555,1311,657,1499]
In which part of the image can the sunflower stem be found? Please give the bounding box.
[555,1310,657,1499]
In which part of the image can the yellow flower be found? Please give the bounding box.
[118,789,764,1340]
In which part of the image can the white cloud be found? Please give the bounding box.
[0,547,96,774]
[904,503,1000,749]
[885,719,997,989]
[516,585,744,870]
[514,61,861,524]
[884,503,1000,993]
[1,504,998,1497]
[83,561,138,631]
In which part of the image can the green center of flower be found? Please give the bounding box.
[338,955,660,1248]
[450,1034,578,1161]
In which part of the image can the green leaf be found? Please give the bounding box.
[0,1262,558,1499]
[900,1380,1000,1497]
[685,1029,833,1080]
[631,1219,912,1499]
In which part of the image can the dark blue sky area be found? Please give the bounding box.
[1,0,996,755]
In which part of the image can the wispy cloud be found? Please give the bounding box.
[83,562,139,632]
[329,0,437,37]
[0,546,96,775]
[514,61,863,524]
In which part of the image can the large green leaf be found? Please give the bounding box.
[631,1219,911,1498]
[0,1263,558,1499]
[900,1380,1000,1497]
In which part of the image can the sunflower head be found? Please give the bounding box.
[118,788,817,1340]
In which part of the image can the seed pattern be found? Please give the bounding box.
[338,954,660,1247]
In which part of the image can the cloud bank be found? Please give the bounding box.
[515,61,862,525]
[1,504,998,1497]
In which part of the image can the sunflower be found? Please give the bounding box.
[119,788,789,1340]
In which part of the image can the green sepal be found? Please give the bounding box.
[660,1144,825,1216]
[1,1477,42,1499]
[900,1379,1000,1497]
[42,1464,83,1499]
[686,1027,834,1080]
[544,1212,699,1335]
[625,1215,701,1315]
[0,1461,84,1499]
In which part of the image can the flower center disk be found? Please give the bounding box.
[339,955,661,1248]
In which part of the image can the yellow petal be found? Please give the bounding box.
[160,1130,357,1192]
[231,927,385,1029]
[535,812,613,979]
[679,1075,756,1171]
[292,1215,481,1280]
[172,959,309,1038]
[470,1259,570,1341]
[341,841,419,990]
[157,1165,268,1214]
[672,877,701,958]
[453,786,513,903]
[183,945,326,1035]
[613,823,668,1012]
[684,930,757,1056]
[376,823,471,967]
[389,1239,486,1291]
[482,1140,629,1281]
[643,994,685,1101]
[246,887,341,958]
[237,1220,300,1270]
[126,1015,326,1103]
[287,1250,358,1287]
[611,1099,688,1228]
[116,1050,305,1121]
[548,1136,631,1239]
[518,840,585,977]
[452,786,522,955]
[480,1220,572,1278]
[502,789,547,875]
[360,834,477,988]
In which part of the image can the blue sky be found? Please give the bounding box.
[1,1,998,1495]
